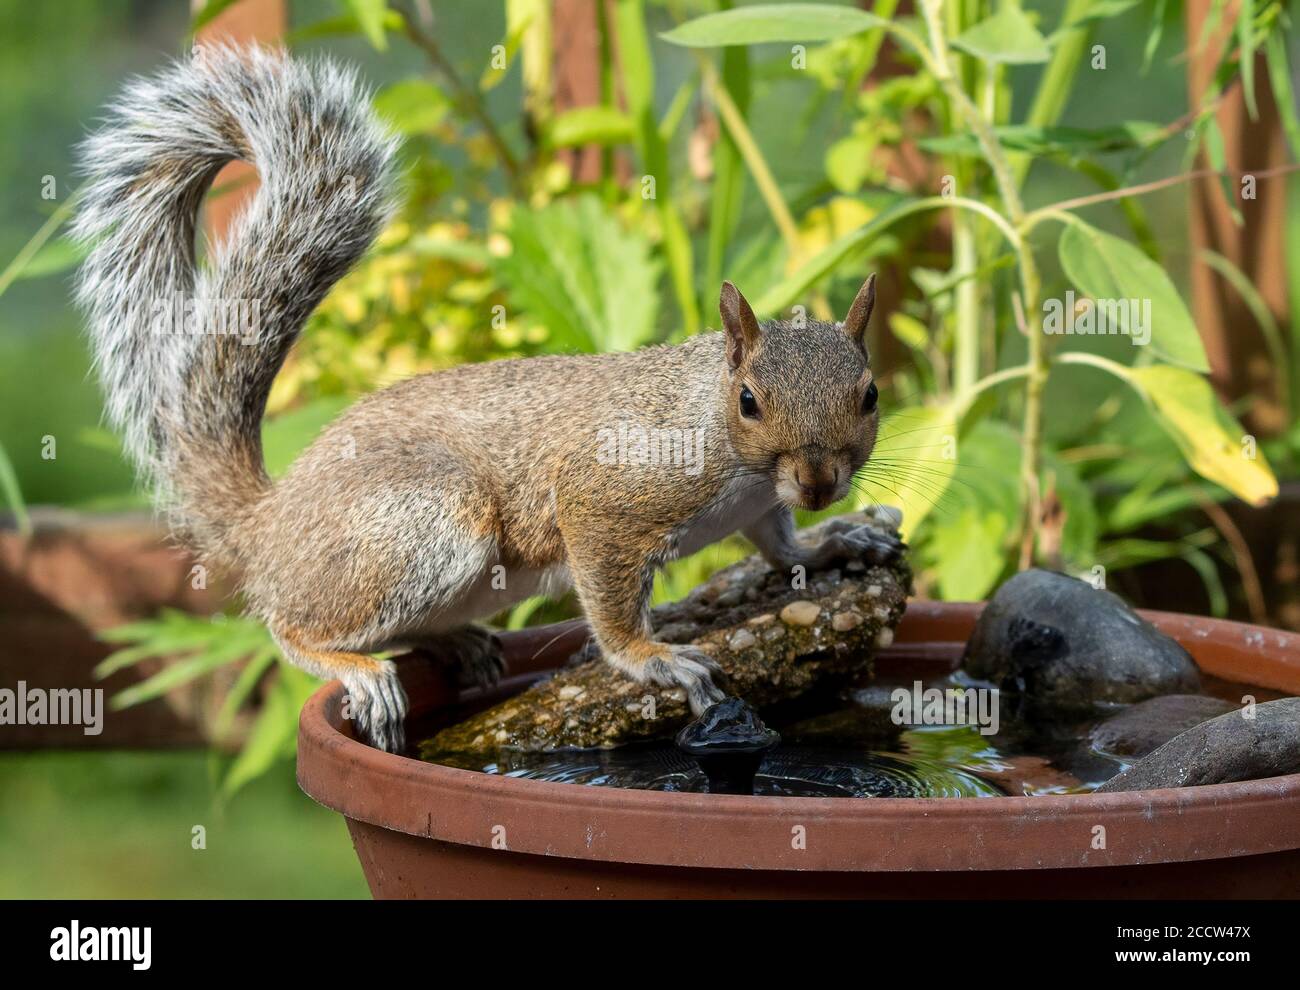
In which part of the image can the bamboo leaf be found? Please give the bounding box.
[544,106,636,149]
[661,4,886,47]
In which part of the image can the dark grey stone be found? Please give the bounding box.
[963,569,1200,713]
[1097,697,1300,791]
[1089,694,1237,759]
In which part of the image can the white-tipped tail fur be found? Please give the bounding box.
[72,45,397,561]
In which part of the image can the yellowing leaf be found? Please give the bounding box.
[1128,365,1278,505]
[858,403,958,538]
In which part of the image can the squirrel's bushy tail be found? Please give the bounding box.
[73,45,397,562]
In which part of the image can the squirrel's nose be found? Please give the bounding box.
[794,463,838,508]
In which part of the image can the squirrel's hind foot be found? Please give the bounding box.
[340,660,408,754]
[412,626,507,692]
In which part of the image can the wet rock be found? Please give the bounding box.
[1097,697,1300,792]
[421,510,910,755]
[962,569,1199,713]
[1089,694,1237,760]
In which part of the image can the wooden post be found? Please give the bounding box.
[1185,0,1291,436]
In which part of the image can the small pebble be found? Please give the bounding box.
[780,600,823,626]
[728,628,758,651]
[747,613,775,627]
[875,627,894,648]
[558,685,586,700]
[832,611,863,632]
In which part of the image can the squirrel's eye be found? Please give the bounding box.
[739,385,761,420]
[861,381,879,415]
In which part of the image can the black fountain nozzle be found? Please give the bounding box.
[675,696,780,795]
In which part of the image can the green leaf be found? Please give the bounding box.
[1265,31,1300,160]
[1142,0,1169,74]
[344,0,389,50]
[214,648,278,741]
[9,236,88,280]
[929,507,1009,600]
[952,6,1051,65]
[1047,0,1141,42]
[1238,0,1257,119]
[661,3,885,47]
[888,312,930,351]
[479,4,536,91]
[544,106,637,149]
[373,80,449,136]
[825,134,875,193]
[189,0,240,35]
[917,420,1022,600]
[492,195,661,352]
[0,442,29,536]
[109,638,256,710]
[221,670,296,798]
[753,195,922,315]
[283,9,402,45]
[1058,220,1209,372]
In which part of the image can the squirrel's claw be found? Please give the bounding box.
[344,660,408,754]
[644,647,727,716]
[834,524,906,565]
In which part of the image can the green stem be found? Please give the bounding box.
[955,362,1032,417]
[397,5,524,192]
[1011,0,1101,186]
[952,212,978,394]
[700,57,801,255]
[921,0,1044,567]
[919,0,1023,223]
[0,194,78,300]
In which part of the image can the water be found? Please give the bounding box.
[421,669,1268,798]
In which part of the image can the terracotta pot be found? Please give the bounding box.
[297,603,1300,898]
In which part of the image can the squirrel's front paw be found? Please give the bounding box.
[609,643,726,716]
[824,524,906,567]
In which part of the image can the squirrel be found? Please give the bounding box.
[73,46,903,753]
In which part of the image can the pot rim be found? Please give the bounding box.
[297,602,1300,872]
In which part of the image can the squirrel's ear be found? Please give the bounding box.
[719,281,761,370]
[841,273,877,356]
